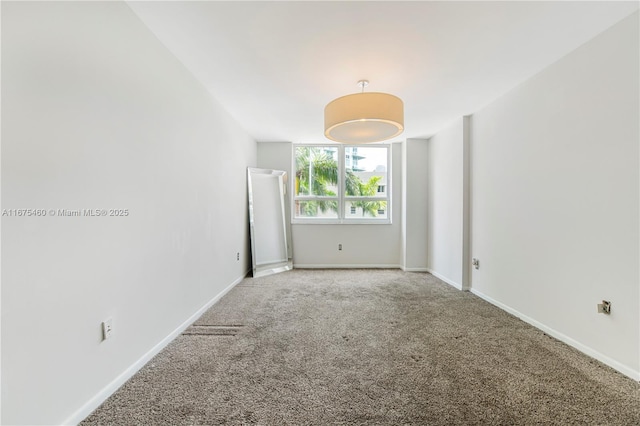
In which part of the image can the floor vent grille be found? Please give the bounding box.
[182,325,244,336]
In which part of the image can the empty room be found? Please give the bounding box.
[2,1,639,425]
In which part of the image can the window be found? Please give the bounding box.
[293,145,390,224]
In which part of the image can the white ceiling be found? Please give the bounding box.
[127,1,638,143]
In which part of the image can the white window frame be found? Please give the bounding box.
[292,144,391,225]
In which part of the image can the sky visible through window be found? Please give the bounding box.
[354,147,387,171]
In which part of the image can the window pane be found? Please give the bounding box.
[292,144,391,223]
[295,200,339,219]
[344,200,388,219]
[344,147,387,197]
[295,146,339,197]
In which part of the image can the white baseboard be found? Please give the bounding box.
[470,288,640,382]
[64,270,249,425]
[426,269,464,291]
[293,264,401,269]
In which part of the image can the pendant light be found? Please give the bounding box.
[324,80,404,144]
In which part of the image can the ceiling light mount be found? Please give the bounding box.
[324,80,404,144]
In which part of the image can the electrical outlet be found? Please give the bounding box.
[102,318,113,340]
[338,243,342,251]
[597,300,611,315]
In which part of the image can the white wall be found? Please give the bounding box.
[1,2,257,424]
[426,120,468,288]
[426,118,471,290]
[402,139,428,271]
[257,142,292,174]
[470,12,639,379]
[258,142,403,268]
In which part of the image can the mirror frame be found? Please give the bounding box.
[247,167,293,278]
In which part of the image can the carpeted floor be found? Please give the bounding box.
[82,269,640,425]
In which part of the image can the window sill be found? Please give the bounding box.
[291,219,392,225]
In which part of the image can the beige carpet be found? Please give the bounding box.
[82,269,640,425]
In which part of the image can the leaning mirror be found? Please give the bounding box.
[247,167,293,278]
